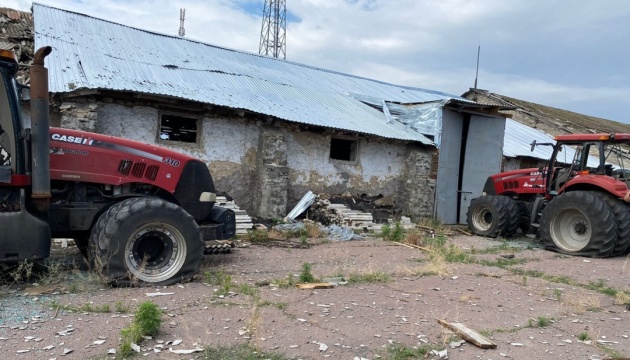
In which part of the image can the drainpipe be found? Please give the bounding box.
[30,46,52,211]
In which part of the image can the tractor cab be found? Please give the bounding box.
[545,134,630,198]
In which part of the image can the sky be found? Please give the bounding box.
[7,0,630,123]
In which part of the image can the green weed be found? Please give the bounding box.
[299,262,316,283]
[348,271,391,284]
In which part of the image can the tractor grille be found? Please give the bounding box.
[118,160,132,176]
[145,165,159,181]
[131,163,146,178]
[118,160,160,181]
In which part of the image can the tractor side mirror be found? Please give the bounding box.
[530,140,537,152]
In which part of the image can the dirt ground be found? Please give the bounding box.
[2,232,630,360]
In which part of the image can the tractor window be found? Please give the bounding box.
[0,75,14,168]
[158,113,200,144]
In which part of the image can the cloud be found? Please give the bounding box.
[10,0,630,123]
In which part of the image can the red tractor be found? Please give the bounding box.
[467,133,630,258]
[0,47,235,285]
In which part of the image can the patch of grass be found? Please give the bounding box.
[614,291,630,305]
[477,258,527,268]
[537,316,551,327]
[305,222,325,238]
[201,344,290,360]
[246,229,270,243]
[299,262,316,283]
[381,344,443,360]
[348,271,391,284]
[204,270,233,295]
[272,274,296,288]
[586,279,617,297]
[597,344,624,359]
[381,221,405,242]
[50,300,112,314]
[115,301,131,313]
[258,300,287,310]
[578,332,590,341]
[119,301,162,357]
[238,283,258,297]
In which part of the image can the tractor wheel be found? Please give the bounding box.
[88,197,204,286]
[516,201,531,234]
[467,195,519,238]
[74,237,89,259]
[540,191,616,258]
[592,192,630,256]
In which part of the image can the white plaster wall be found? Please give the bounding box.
[96,103,259,167]
[286,131,407,197]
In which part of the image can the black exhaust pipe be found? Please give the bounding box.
[30,46,52,211]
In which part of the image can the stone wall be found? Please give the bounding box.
[49,101,437,219]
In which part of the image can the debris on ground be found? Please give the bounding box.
[437,319,497,349]
[295,283,335,290]
[271,222,363,241]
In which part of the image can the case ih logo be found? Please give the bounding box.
[51,134,93,145]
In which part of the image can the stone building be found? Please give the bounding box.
[12,4,512,225]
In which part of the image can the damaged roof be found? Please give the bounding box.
[32,3,474,145]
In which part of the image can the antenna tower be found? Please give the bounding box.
[179,8,186,37]
[259,0,286,59]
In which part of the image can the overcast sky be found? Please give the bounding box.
[7,0,630,123]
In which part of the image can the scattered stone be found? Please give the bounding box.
[430,349,448,359]
[62,348,73,355]
[450,340,465,348]
[511,343,524,346]
[131,343,141,352]
[168,347,203,354]
[16,349,30,354]
[107,348,116,354]
[145,292,175,297]
[93,339,106,345]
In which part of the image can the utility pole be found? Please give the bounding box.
[259,0,286,59]
[179,8,185,37]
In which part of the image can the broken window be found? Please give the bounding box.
[158,113,199,144]
[330,138,358,162]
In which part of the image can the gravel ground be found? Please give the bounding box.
[1,233,630,360]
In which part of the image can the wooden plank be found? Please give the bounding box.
[437,319,497,349]
[295,283,334,289]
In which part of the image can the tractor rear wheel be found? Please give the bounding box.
[540,191,616,258]
[89,197,204,286]
[467,195,519,237]
[592,192,630,256]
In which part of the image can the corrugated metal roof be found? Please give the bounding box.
[504,119,599,167]
[32,3,473,145]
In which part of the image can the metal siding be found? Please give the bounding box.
[459,115,505,224]
[32,3,466,144]
[435,109,463,223]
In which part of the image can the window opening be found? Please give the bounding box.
[330,138,358,162]
[159,114,198,143]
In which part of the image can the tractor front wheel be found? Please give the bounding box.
[467,195,519,237]
[89,197,204,286]
[540,191,616,258]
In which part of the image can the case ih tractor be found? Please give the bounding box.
[467,132,630,258]
[0,47,235,285]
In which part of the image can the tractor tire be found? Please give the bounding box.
[74,237,89,259]
[539,191,616,258]
[467,195,519,238]
[516,201,531,234]
[592,192,630,256]
[88,197,204,286]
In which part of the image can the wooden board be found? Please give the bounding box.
[437,319,497,349]
[295,283,334,289]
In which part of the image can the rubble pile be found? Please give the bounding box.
[0,7,34,84]
[305,193,410,232]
